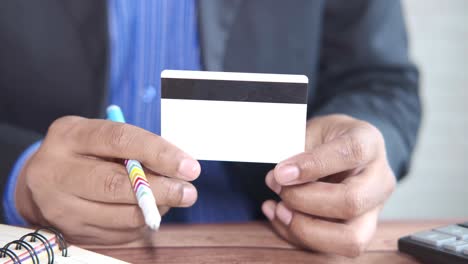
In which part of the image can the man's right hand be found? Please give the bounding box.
[15,116,200,245]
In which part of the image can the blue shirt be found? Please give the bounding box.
[4,0,259,225]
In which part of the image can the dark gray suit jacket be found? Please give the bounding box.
[0,0,420,221]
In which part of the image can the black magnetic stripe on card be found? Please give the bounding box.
[161,78,308,104]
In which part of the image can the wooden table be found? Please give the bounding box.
[87,220,459,263]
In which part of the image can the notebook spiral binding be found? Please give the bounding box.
[0,226,68,264]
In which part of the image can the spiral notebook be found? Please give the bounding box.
[0,224,128,264]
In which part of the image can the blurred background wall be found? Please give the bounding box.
[381,0,468,219]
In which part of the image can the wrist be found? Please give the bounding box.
[2,140,42,226]
[15,158,41,225]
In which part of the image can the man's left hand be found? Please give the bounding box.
[262,114,396,257]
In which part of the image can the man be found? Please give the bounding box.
[0,0,420,257]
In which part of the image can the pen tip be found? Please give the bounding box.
[145,215,161,231]
[150,222,160,231]
[107,105,120,111]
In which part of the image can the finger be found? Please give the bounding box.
[261,200,276,221]
[158,206,170,216]
[67,225,148,245]
[271,202,379,257]
[49,116,200,180]
[279,165,395,219]
[273,129,379,185]
[265,170,282,194]
[66,196,147,230]
[262,200,302,247]
[62,158,198,207]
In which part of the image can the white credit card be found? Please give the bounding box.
[160,70,308,164]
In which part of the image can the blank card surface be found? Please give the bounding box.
[160,70,308,164]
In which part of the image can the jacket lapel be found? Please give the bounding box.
[56,0,109,115]
[198,0,243,71]
[56,0,108,75]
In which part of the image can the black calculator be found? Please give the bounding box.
[398,222,468,263]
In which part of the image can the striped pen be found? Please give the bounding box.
[106,105,161,230]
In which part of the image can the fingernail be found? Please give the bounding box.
[265,171,282,194]
[181,185,197,206]
[262,202,276,221]
[276,203,293,225]
[275,165,300,185]
[178,158,201,179]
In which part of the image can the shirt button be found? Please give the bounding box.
[142,85,157,103]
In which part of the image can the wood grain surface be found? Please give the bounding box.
[83,219,462,263]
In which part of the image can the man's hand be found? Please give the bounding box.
[15,116,201,245]
[261,114,396,257]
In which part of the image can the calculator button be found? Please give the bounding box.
[410,231,456,246]
[443,240,468,252]
[435,225,468,239]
